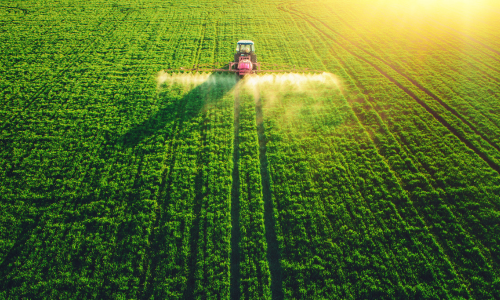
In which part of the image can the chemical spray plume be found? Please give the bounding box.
[237,72,342,106]
[156,71,239,91]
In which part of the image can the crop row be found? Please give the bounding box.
[279,1,500,297]
[144,74,236,299]
[234,88,272,299]
[0,1,238,298]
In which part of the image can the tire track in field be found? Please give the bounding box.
[183,112,210,299]
[322,4,500,188]
[413,25,500,78]
[254,95,284,300]
[142,89,195,299]
[323,5,500,156]
[325,6,500,144]
[275,7,421,295]
[278,3,499,294]
[429,18,500,60]
[138,15,216,298]
[289,2,500,287]
[322,5,500,278]
[141,75,238,298]
[230,90,241,300]
[0,11,146,281]
[328,8,500,174]
[0,10,135,131]
[279,3,500,175]
[283,7,427,289]
[2,9,112,81]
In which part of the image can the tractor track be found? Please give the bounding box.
[320,0,500,283]
[0,10,168,297]
[282,7,431,291]
[274,8,445,295]
[318,3,500,197]
[325,5,500,137]
[430,19,500,60]
[284,7,421,292]
[278,3,500,176]
[327,5,500,75]
[230,89,241,300]
[141,16,217,299]
[280,2,500,292]
[318,4,500,156]
[183,112,210,299]
[273,7,416,295]
[0,11,150,287]
[254,95,284,300]
[0,10,135,131]
[329,39,500,283]
[141,92,194,299]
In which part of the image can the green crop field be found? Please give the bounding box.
[1,0,500,298]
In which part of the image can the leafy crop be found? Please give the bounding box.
[1,0,500,299]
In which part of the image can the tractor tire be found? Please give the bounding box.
[234,53,239,63]
[250,53,257,63]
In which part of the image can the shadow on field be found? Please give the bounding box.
[119,72,240,299]
[119,72,239,149]
[0,72,242,298]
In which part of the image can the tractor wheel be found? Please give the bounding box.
[250,53,257,63]
[234,53,239,63]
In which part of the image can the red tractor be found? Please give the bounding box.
[163,40,323,76]
[229,40,261,77]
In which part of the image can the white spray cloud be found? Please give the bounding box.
[155,71,342,116]
[238,72,342,107]
[156,71,212,89]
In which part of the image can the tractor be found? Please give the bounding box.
[162,40,323,76]
[229,40,261,77]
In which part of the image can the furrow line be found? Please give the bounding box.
[137,15,213,297]
[324,5,500,276]
[0,10,135,131]
[280,2,500,294]
[429,18,500,59]
[327,4,500,82]
[141,88,195,299]
[279,5,459,295]
[283,5,418,290]
[254,96,284,300]
[183,112,209,298]
[282,3,500,175]
[317,4,500,155]
[230,90,241,300]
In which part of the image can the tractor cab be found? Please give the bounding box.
[235,40,257,63]
[229,40,260,76]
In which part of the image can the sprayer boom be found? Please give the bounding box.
[162,40,324,76]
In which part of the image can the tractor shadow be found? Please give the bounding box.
[118,72,239,149]
[116,72,240,299]
[0,72,240,297]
